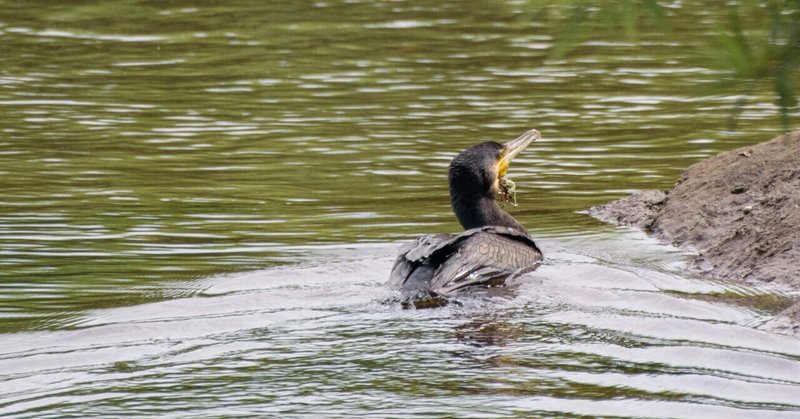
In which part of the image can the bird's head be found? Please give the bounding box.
[448,129,540,204]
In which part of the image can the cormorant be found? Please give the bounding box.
[389,129,543,300]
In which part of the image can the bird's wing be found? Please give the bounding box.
[388,233,455,290]
[389,227,542,294]
[428,226,543,295]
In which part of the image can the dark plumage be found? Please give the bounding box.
[389,130,543,297]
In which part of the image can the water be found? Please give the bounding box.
[1,1,799,417]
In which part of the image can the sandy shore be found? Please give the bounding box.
[589,131,800,335]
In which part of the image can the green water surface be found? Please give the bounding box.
[1,0,792,331]
[1,2,799,417]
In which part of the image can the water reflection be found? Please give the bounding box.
[455,316,523,347]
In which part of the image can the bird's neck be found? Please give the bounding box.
[451,194,526,232]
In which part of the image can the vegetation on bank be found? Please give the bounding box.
[545,0,799,129]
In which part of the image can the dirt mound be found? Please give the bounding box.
[589,131,800,334]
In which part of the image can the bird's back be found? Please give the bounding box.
[389,226,542,296]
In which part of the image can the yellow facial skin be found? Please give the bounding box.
[493,129,540,205]
[499,129,539,178]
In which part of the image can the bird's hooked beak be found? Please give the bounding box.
[498,129,540,178]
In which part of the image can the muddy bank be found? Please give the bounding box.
[589,131,800,334]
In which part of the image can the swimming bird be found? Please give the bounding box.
[389,129,543,300]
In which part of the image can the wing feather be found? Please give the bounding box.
[389,226,542,295]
